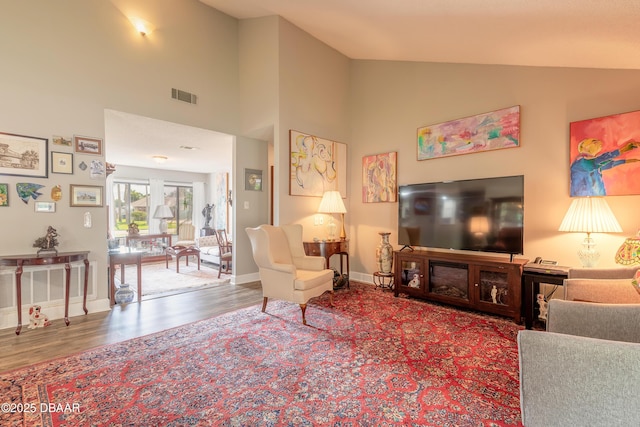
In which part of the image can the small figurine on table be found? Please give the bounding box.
[33,226,60,255]
[128,222,140,236]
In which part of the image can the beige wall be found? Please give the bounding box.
[0,0,243,314]
[348,61,640,274]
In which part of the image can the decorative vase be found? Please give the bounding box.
[376,232,393,273]
[115,283,135,304]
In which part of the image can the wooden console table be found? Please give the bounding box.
[303,239,349,276]
[0,251,90,335]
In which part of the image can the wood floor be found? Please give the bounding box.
[0,281,264,372]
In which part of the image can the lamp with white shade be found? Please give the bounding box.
[558,197,622,267]
[153,205,173,234]
[318,191,347,241]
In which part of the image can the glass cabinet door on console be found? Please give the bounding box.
[395,255,425,296]
[427,261,470,305]
[472,264,522,319]
[477,268,510,306]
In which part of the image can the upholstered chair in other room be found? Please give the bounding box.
[518,299,640,427]
[214,229,232,278]
[245,224,334,325]
[174,223,196,247]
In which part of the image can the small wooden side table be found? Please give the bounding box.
[373,271,394,290]
[166,246,201,273]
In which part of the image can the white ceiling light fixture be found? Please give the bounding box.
[152,155,168,164]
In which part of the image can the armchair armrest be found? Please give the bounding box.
[518,330,640,427]
[267,262,296,274]
[292,255,326,271]
[547,299,640,343]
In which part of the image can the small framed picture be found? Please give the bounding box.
[244,168,263,191]
[52,135,72,147]
[35,201,56,213]
[74,135,103,155]
[0,183,8,206]
[51,151,73,174]
[70,184,103,207]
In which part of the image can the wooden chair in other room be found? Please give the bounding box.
[214,229,232,278]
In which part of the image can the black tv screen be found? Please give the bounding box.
[398,175,524,254]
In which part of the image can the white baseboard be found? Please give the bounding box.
[0,298,111,331]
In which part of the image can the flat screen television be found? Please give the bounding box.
[398,175,524,255]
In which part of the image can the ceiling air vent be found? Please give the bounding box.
[171,88,197,105]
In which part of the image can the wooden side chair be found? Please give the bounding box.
[214,229,232,278]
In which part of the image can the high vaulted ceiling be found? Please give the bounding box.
[201,0,640,70]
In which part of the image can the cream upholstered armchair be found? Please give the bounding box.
[245,224,334,325]
[518,299,640,426]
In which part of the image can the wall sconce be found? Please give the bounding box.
[128,17,155,36]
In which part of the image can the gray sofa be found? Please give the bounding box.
[518,299,640,426]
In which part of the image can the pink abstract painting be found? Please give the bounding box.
[417,106,520,160]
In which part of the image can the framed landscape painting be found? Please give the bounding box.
[569,109,640,196]
[362,152,397,203]
[417,105,520,160]
[70,184,103,207]
[289,130,347,197]
[0,132,48,178]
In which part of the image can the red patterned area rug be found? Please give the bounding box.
[1,283,524,426]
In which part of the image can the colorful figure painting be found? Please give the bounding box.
[569,110,640,196]
[417,105,520,160]
[290,130,347,197]
[362,152,397,203]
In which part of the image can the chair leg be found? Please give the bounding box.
[262,297,268,312]
[300,303,307,325]
[328,290,335,307]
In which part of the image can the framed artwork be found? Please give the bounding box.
[52,135,72,147]
[35,201,56,213]
[0,183,8,206]
[417,105,520,160]
[362,152,397,203]
[74,135,103,155]
[51,151,73,174]
[289,130,347,197]
[70,184,103,207]
[569,109,640,196]
[244,168,263,191]
[0,132,48,178]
